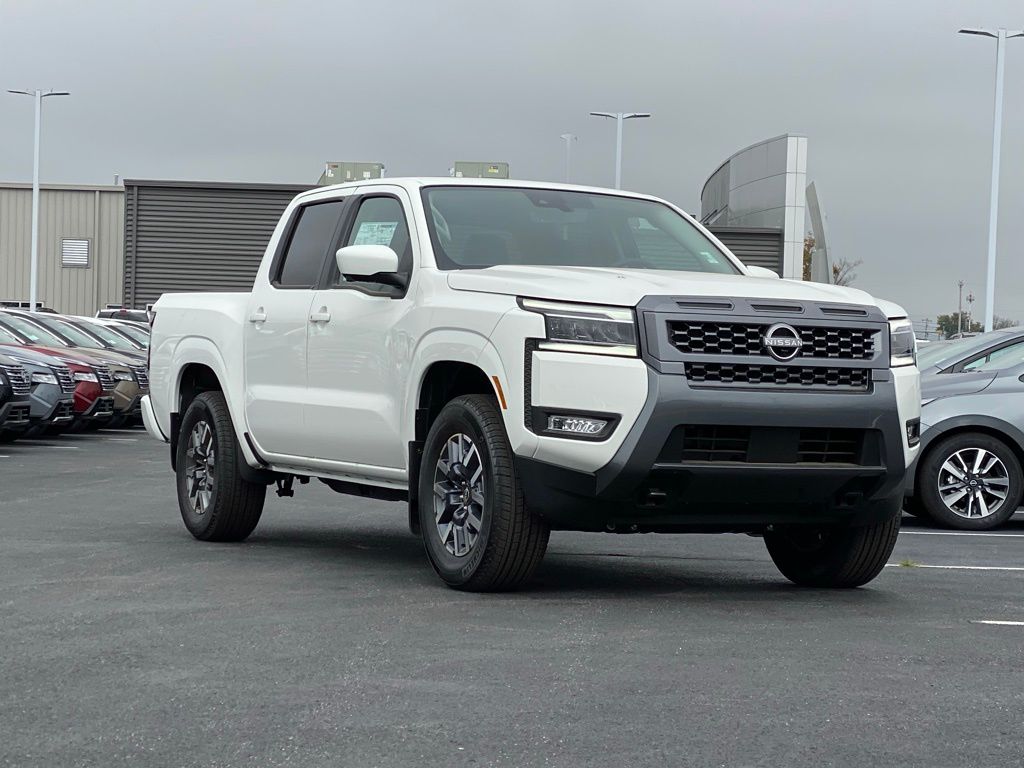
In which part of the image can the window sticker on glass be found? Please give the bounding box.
[353,221,398,246]
[699,251,720,265]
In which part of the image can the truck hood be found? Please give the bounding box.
[447,266,901,316]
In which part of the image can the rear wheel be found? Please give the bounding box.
[176,391,265,542]
[418,394,549,591]
[765,512,901,588]
[918,433,1022,530]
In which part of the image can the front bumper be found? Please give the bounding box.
[82,395,116,422]
[113,382,144,415]
[0,398,32,432]
[516,367,908,533]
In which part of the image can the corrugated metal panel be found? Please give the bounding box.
[0,184,124,315]
[122,181,312,307]
[708,227,784,273]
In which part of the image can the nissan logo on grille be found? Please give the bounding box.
[763,323,803,361]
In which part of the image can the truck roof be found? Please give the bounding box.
[300,177,665,204]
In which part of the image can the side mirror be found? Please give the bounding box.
[747,265,780,279]
[335,244,400,277]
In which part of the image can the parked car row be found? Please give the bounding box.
[0,309,149,441]
[905,328,1024,530]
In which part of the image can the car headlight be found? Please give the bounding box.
[889,318,916,368]
[113,371,134,382]
[519,298,637,356]
[73,372,99,383]
[31,372,58,385]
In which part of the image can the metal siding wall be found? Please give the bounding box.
[708,228,784,273]
[123,183,309,307]
[0,186,124,314]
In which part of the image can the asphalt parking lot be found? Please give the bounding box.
[3,434,1024,768]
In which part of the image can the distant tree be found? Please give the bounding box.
[936,312,983,339]
[802,233,815,281]
[994,316,1019,330]
[831,258,863,287]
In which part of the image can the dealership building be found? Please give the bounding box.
[0,139,826,313]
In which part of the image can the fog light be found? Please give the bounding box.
[547,415,608,436]
[906,418,921,447]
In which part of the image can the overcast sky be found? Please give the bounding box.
[1,0,1022,327]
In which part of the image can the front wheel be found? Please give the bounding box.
[418,394,549,591]
[765,512,901,588]
[176,391,266,542]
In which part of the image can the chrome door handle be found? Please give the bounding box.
[309,310,332,324]
[248,310,267,323]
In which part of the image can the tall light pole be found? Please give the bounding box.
[7,88,70,312]
[959,27,1022,332]
[559,133,577,182]
[589,111,651,189]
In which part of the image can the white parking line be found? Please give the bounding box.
[971,620,1024,626]
[901,531,1024,539]
[104,438,138,442]
[886,564,1024,571]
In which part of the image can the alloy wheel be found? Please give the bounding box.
[937,447,1009,520]
[432,432,485,557]
[185,420,216,515]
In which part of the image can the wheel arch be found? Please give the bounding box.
[407,359,498,535]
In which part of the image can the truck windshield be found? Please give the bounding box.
[422,186,740,274]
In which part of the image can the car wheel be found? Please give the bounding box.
[176,390,266,542]
[918,432,1022,531]
[765,510,901,588]
[418,394,549,592]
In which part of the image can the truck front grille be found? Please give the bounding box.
[53,366,76,393]
[668,321,875,360]
[1,364,31,395]
[94,366,115,391]
[684,362,870,391]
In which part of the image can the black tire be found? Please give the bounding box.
[918,432,1022,531]
[418,394,549,592]
[176,390,265,542]
[0,430,20,444]
[765,511,901,588]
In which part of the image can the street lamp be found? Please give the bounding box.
[559,133,577,182]
[958,27,1023,332]
[588,111,651,189]
[7,88,70,313]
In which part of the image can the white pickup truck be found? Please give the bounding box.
[143,178,920,591]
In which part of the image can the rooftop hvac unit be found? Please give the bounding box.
[318,162,385,185]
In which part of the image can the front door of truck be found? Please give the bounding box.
[304,188,417,470]
[243,198,348,459]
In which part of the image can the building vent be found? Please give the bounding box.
[61,238,90,268]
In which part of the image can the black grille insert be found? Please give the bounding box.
[680,425,751,462]
[663,426,875,466]
[798,428,865,464]
[685,362,870,390]
[668,321,875,360]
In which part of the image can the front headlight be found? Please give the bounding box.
[113,371,134,382]
[31,372,58,385]
[73,372,99,383]
[520,298,637,357]
[889,318,916,368]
